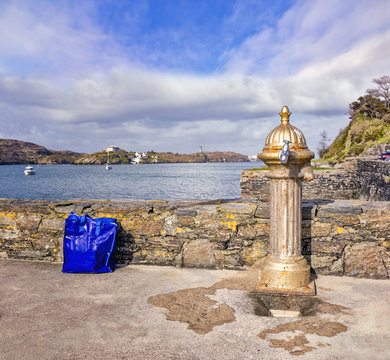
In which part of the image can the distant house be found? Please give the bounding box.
[106,145,120,152]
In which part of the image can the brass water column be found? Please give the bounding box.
[257,106,315,294]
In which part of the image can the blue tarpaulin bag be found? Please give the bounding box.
[62,212,118,273]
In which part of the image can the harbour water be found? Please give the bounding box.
[0,163,259,201]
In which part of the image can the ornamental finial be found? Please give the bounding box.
[280,106,291,124]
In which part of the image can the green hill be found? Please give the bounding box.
[321,77,390,162]
[321,114,390,162]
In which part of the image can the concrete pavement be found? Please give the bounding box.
[1,260,389,360]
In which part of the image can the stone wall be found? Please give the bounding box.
[241,158,390,202]
[0,198,389,279]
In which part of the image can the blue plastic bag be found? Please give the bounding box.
[62,212,118,273]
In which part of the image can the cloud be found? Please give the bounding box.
[0,0,388,157]
[224,0,390,75]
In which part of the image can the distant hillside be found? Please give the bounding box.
[0,139,249,165]
[154,151,249,163]
[75,150,249,164]
[75,149,135,165]
[321,77,390,162]
[0,139,85,164]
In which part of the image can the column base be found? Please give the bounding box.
[256,255,315,296]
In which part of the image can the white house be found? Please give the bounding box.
[106,145,120,152]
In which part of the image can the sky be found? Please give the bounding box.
[0,0,389,156]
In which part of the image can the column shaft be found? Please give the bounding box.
[270,177,302,258]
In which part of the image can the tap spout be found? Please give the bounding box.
[280,140,291,164]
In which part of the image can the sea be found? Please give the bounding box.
[0,163,260,201]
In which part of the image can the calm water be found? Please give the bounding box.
[0,163,259,201]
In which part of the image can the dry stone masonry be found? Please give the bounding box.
[241,158,390,202]
[0,198,389,279]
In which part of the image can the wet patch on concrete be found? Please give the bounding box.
[251,289,351,355]
[147,263,261,334]
[148,260,351,350]
[258,318,348,356]
[148,286,236,334]
[249,292,351,317]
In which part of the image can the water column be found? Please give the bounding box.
[257,106,315,294]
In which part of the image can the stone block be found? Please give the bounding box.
[311,222,333,237]
[219,202,257,216]
[0,227,22,240]
[39,216,65,231]
[16,213,42,232]
[215,251,241,269]
[310,255,338,269]
[344,242,389,278]
[317,202,362,216]
[241,240,268,265]
[132,248,177,266]
[317,203,362,226]
[193,204,219,215]
[0,212,17,227]
[361,204,390,236]
[54,205,76,214]
[74,204,92,214]
[164,215,178,236]
[15,249,52,260]
[253,221,270,236]
[121,217,164,236]
[147,236,184,249]
[329,257,343,273]
[176,216,195,227]
[310,240,345,255]
[237,223,257,239]
[182,239,216,268]
[177,208,197,217]
[254,204,270,219]
[195,216,235,242]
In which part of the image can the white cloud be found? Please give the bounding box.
[224,0,390,75]
[0,0,388,157]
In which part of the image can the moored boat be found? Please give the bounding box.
[106,151,112,170]
[24,165,36,175]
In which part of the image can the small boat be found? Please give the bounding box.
[24,165,36,175]
[106,151,112,170]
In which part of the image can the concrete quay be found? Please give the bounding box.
[1,260,389,360]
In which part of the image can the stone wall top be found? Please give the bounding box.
[0,198,389,279]
[241,159,390,202]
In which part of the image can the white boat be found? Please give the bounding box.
[106,151,112,170]
[24,165,36,175]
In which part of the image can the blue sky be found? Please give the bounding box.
[0,0,389,155]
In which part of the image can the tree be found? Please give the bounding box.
[348,95,389,119]
[366,75,390,108]
[317,130,330,158]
